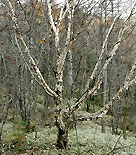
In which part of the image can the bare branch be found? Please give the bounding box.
[55,0,76,96]
[47,0,57,33]
[73,75,136,121]
[65,3,136,116]
[66,2,135,115]
[85,13,121,91]
[86,2,136,91]
[6,0,57,98]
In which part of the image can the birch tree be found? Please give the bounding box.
[3,0,136,149]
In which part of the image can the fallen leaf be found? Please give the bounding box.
[38,38,46,43]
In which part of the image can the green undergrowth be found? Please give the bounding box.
[1,119,136,154]
[25,121,136,155]
[1,118,28,154]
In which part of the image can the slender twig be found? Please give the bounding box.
[107,134,122,155]
[0,95,12,155]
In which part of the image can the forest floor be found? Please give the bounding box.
[1,119,136,155]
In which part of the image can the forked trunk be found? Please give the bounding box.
[54,97,69,149]
[56,126,68,149]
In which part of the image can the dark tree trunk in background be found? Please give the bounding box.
[19,65,27,122]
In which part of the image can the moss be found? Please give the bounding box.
[26,121,136,154]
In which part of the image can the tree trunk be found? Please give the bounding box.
[54,94,68,149]
[26,77,34,132]
[56,126,68,149]
[102,68,107,133]
[19,65,27,122]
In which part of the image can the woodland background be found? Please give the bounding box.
[0,0,136,154]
